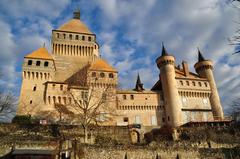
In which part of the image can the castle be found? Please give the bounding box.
[17,10,224,128]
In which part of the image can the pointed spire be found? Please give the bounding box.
[161,42,168,56]
[73,8,80,19]
[134,73,144,91]
[197,48,205,62]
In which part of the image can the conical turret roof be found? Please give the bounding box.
[161,42,169,56]
[134,73,144,91]
[198,48,206,62]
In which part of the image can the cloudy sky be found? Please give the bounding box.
[0,0,239,114]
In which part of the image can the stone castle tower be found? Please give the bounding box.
[194,50,224,119]
[156,45,183,127]
[17,10,225,128]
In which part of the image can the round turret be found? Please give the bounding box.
[156,44,183,127]
[194,49,224,119]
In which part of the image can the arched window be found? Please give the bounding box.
[30,100,33,104]
[60,85,63,91]
[82,36,85,41]
[109,73,114,78]
[192,81,196,86]
[69,34,72,40]
[40,73,43,79]
[33,86,37,91]
[44,61,49,67]
[198,82,202,87]
[56,33,59,38]
[186,81,190,86]
[75,35,79,40]
[92,72,96,77]
[88,36,91,41]
[123,95,127,100]
[58,96,61,104]
[27,72,30,79]
[63,34,66,39]
[28,60,32,66]
[130,95,134,100]
[36,61,41,66]
[53,96,56,103]
[36,72,39,79]
[180,81,183,85]
[48,96,51,104]
[204,82,208,87]
[100,72,105,78]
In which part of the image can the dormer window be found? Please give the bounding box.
[44,61,49,67]
[36,61,41,66]
[28,60,32,66]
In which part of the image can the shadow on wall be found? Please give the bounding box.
[144,125,174,143]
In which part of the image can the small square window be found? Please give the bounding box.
[109,73,114,78]
[123,117,128,122]
[28,60,32,65]
[36,61,41,66]
[44,61,49,67]
[130,95,134,100]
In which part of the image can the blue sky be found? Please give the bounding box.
[0,0,239,114]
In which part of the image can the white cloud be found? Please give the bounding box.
[0,0,239,114]
[91,0,240,113]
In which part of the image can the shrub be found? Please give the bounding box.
[12,115,31,124]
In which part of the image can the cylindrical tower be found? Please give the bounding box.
[194,50,224,120]
[156,44,183,127]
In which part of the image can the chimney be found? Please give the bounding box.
[182,61,189,76]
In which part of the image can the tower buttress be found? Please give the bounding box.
[156,43,183,127]
[194,49,224,119]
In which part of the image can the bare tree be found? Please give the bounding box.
[230,97,240,121]
[0,73,16,122]
[64,85,116,143]
[0,92,16,121]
